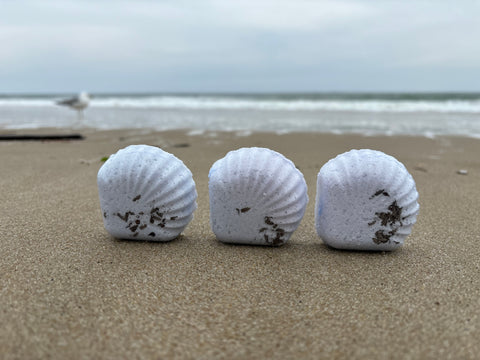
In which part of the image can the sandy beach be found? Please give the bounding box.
[1,128,479,359]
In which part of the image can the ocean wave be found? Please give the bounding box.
[2,95,480,113]
[0,98,53,107]
[92,97,480,113]
[2,103,480,138]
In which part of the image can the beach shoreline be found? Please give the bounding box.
[1,128,479,359]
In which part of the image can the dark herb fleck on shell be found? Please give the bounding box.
[116,211,134,222]
[370,200,404,245]
[260,216,286,246]
[376,201,403,227]
[372,228,398,244]
[370,189,390,199]
[236,207,251,214]
[113,207,170,236]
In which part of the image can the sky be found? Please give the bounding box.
[1,0,480,93]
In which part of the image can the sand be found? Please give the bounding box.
[1,128,479,359]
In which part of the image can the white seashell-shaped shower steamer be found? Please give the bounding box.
[97,145,197,241]
[209,147,308,246]
[315,149,419,251]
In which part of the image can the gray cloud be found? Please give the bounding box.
[1,0,479,92]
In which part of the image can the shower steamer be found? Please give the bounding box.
[98,145,197,241]
[315,149,419,251]
[209,147,308,246]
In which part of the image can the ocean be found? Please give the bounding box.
[1,93,480,137]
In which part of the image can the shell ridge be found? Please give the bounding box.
[256,169,296,210]
[164,211,194,227]
[377,155,399,195]
[134,149,154,199]
[142,160,188,205]
[130,149,175,204]
[395,179,418,209]
[152,171,195,206]
[261,178,307,215]
[133,149,168,203]
[248,149,276,207]
[134,146,156,195]
[160,182,197,207]
[163,220,193,231]
[394,225,414,235]
[161,194,197,214]
[253,155,300,212]
[124,148,138,201]
[260,157,292,203]
[239,149,253,205]
[268,206,307,224]
[128,146,158,199]
[396,188,419,208]
[165,196,198,214]
[386,163,409,199]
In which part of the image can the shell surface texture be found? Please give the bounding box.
[315,149,419,251]
[97,145,197,241]
[209,147,308,246]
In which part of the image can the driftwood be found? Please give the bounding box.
[0,134,84,141]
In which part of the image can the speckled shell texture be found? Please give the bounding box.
[209,147,308,246]
[97,145,197,241]
[315,149,419,251]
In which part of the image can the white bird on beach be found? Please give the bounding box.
[56,91,90,120]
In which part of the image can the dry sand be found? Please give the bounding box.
[1,128,479,359]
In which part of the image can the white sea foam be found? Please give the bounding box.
[0,98,53,107]
[91,96,480,113]
[2,95,480,113]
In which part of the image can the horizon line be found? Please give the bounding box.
[1,90,480,96]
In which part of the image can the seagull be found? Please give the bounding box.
[56,92,90,120]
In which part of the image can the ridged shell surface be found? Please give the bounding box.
[315,149,419,251]
[97,145,197,241]
[209,147,308,246]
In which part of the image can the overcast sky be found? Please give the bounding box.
[1,0,479,93]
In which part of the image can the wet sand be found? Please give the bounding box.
[1,128,479,359]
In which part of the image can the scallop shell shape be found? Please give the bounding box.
[315,149,419,251]
[208,147,308,246]
[97,145,197,241]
